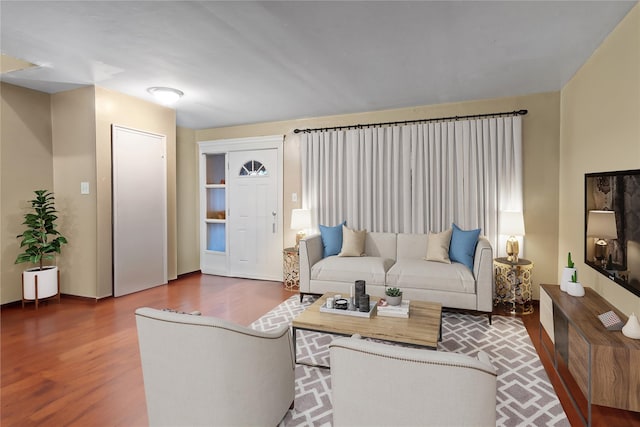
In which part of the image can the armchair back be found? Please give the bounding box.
[330,337,497,426]
[135,308,294,426]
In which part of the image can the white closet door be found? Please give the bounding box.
[112,125,167,297]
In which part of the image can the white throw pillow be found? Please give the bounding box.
[425,228,452,263]
[338,225,366,257]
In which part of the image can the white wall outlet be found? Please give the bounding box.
[81,182,90,194]
[292,192,297,202]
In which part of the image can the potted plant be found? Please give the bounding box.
[566,270,585,297]
[15,190,68,307]
[385,287,403,306]
[560,252,576,292]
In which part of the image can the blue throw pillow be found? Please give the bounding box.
[319,221,346,258]
[449,223,481,271]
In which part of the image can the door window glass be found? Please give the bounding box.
[239,160,268,176]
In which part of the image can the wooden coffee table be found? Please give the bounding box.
[291,293,442,368]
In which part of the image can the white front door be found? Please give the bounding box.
[228,149,282,281]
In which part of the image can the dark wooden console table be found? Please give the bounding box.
[540,284,640,426]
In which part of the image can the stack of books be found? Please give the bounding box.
[377,300,410,318]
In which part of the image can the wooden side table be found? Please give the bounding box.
[494,257,533,314]
[283,247,300,291]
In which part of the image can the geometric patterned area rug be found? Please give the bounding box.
[251,295,569,427]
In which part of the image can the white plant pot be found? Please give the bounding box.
[385,295,402,306]
[23,266,59,300]
[560,267,575,292]
[566,281,585,297]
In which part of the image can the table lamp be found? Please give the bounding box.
[500,210,525,262]
[290,209,311,249]
[587,210,617,267]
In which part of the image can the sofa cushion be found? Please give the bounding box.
[319,221,346,258]
[311,256,394,285]
[449,224,480,271]
[396,233,428,260]
[386,259,476,294]
[365,232,398,260]
[425,228,452,264]
[339,225,366,257]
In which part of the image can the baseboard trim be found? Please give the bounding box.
[1,293,99,309]
[176,270,201,280]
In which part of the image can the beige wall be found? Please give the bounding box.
[51,87,98,297]
[192,91,561,299]
[1,83,177,303]
[176,126,199,275]
[1,83,54,304]
[559,4,640,315]
[94,87,177,297]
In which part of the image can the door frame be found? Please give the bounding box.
[198,135,284,277]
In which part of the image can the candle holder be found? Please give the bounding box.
[358,294,370,312]
[334,298,349,310]
[354,280,366,308]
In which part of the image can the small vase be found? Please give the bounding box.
[567,281,585,297]
[560,267,575,292]
[622,313,640,339]
[385,295,402,306]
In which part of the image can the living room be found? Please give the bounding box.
[1,1,639,426]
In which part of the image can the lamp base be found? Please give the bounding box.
[295,231,306,249]
[506,237,519,263]
[595,239,607,267]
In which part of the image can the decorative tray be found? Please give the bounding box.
[319,301,378,318]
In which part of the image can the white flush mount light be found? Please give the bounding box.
[147,87,184,105]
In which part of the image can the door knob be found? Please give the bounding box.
[272,211,277,233]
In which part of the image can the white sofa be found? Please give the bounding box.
[135,307,295,426]
[330,336,497,426]
[299,232,494,322]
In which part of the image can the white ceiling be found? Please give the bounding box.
[1,1,636,130]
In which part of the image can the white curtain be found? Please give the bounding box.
[301,116,522,250]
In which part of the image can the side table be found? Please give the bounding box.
[283,247,300,291]
[494,257,534,314]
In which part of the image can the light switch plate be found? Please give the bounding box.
[292,192,297,202]
[81,182,90,194]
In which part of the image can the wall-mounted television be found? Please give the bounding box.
[585,169,640,297]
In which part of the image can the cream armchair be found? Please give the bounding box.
[329,337,497,426]
[135,308,295,427]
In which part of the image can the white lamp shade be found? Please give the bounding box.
[499,211,525,236]
[587,210,617,239]
[290,209,311,231]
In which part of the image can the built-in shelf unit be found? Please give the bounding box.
[200,151,227,275]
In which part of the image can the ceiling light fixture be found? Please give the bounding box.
[147,86,184,105]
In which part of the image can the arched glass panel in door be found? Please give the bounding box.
[239,160,268,176]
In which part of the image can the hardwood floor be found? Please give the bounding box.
[2,274,639,426]
[1,274,291,427]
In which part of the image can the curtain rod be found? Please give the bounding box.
[293,109,528,134]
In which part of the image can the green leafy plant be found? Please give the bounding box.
[385,287,402,297]
[571,271,578,283]
[15,190,68,271]
[567,252,574,268]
